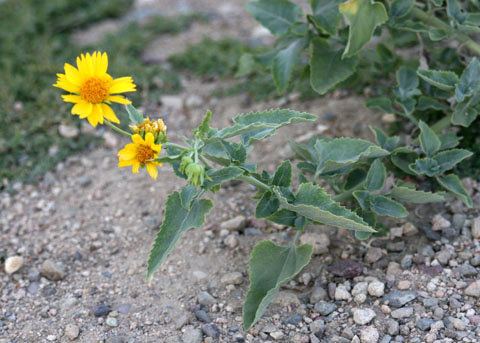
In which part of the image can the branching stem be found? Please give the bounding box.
[104,121,131,137]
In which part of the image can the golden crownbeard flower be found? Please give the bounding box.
[130,117,167,143]
[54,51,136,127]
[117,133,162,179]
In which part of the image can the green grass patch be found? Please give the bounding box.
[0,0,203,184]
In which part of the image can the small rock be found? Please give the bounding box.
[352,282,368,296]
[309,319,325,335]
[4,256,24,274]
[400,255,413,269]
[116,304,132,314]
[334,285,351,301]
[270,331,284,340]
[386,241,405,252]
[436,248,453,265]
[368,281,385,297]
[192,270,208,282]
[327,260,363,278]
[201,323,220,338]
[472,217,480,239]
[464,280,480,297]
[391,307,413,319]
[456,263,477,277]
[161,95,183,110]
[452,213,466,230]
[402,222,418,236]
[352,308,376,325]
[432,214,451,231]
[220,272,243,285]
[64,324,80,340]
[223,234,238,249]
[28,268,41,281]
[194,310,211,323]
[386,319,399,335]
[103,131,118,148]
[310,286,328,303]
[364,248,383,264]
[360,326,379,343]
[397,280,411,290]
[383,291,416,308]
[27,282,40,295]
[451,317,466,331]
[197,291,216,306]
[58,124,79,138]
[220,215,246,231]
[92,304,111,317]
[40,260,66,281]
[105,317,118,327]
[314,301,337,316]
[416,318,434,331]
[300,233,330,255]
[182,326,203,343]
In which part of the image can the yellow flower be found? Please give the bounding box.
[130,117,167,139]
[117,133,162,179]
[54,51,136,127]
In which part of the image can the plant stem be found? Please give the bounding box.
[410,7,480,56]
[237,175,271,192]
[164,142,189,150]
[104,120,131,137]
[430,113,453,133]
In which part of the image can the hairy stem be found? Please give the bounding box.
[430,113,453,133]
[410,7,480,56]
[104,120,131,137]
[237,174,271,192]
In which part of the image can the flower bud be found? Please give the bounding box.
[179,156,194,174]
[185,162,205,187]
[131,117,167,143]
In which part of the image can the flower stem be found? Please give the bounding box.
[237,175,271,192]
[430,113,453,133]
[104,120,131,137]
[410,7,480,56]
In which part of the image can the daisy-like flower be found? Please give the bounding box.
[54,51,136,127]
[118,133,162,179]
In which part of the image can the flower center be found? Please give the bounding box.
[136,145,155,164]
[80,77,110,103]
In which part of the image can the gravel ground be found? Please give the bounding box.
[1,1,480,342]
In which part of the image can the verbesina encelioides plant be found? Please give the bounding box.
[55,0,477,330]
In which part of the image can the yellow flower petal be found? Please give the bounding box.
[93,103,104,125]
[63,63,83,85]
[145,132,154,146]
[132,162,140,174]
[101,104,120,124]
[118,144,137,160]
[61,94,82,103]
[71,102,93,118]
[146,162,158,179]
[131,134,144,145]
[93,51,108,75]
[87,109,100,127]
[118,159,134,168]
[106,95,131,104]
[54,77,80,93]
[110,77,136,94]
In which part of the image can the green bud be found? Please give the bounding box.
[185,162,205,187]
[179,156,194,174]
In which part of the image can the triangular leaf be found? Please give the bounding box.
[436,174,473,208]
[417,69,459,91]
[309,0,343,35]
[272,160,292,187]
[369,195,408,218]
[272,38,306,92]
[418,120,441,157]
[455,58,480,102]
[246,0,303,35]
[365,159,386,191]
[389,186,445,204]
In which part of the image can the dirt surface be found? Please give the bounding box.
[2,1,480,343]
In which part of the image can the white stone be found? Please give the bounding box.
[471,217,480,239]
[334,285,352,301]
[352,308,376,325]
[300,232,330,255]
[4,256,24,274]
[360,326,379,343]
[367,281,385,297]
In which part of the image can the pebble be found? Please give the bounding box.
[464,280,480,297]
[416,318,434,331]
[391,307,413,319]
[397,280,411,290]
[105,317,118,327]
[300,233,330,255]
[314,301,337,316]
[201,323,220,338]
[197,291,216,306]
[309,319,325,335]
[383,291,416,308]
[92,304,111,317]
[58,124,79,138]
[334,285,352,301]
[451,317,466,330]
[4,256,24,274]
[182,326,203,343]
[432,214,451,231]
[364,248,383,264]
[220,272,243,285]
[220,215,246,231]
[352,308,376,325]
[269,331,284,340]
[310,286,328,303]
[360,326,379,343]
[368,281,385,297]
[64,324,80,340]
[327,260,363,278]
[192,270,208,282]
[224,234,238,249]
[402,222,418,236]
[352,282,368,296]
[386,319,399,335]
[471,216,480,239]
[40,260,66,281]
[194,310,211,323]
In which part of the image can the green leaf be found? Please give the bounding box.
[395,66,421,100]
[203,166,244,189]
[236,53,257,77]
[246,0,302,35]
[390,186,445,204]
[439,132,460,150]
[433,148,473,172]
[417,96,449,111]
[243,240,313,330]
[410,157,440,176]
[353,190,371,210]
[418,120,441,157]
[147,189,213,280]
[272,161,292,187]
[339,0,388,57]
[369,195,408,218]
[216,109,316,144]
[344,168,367,190]
[370,127,400,151]
[126,104,144,124]
[313,138,389,175]
[273,38,306,93]
[309,38,357,95]
[452,93,480,127]
[309,0,343,35]
[447,0,467,24]
[194,110,214,139]
[436,174,473,208]
[365,159,386,191]
[267,209,297,226]
[202,138,246,164]
[256,191,280,218]
[389,0,414,19]
[455,58,480,102]
[274,183,376,232]
[366,97,395,113]
[355,230,373,240]
[391,147,418,175]
[417,69,459,91]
